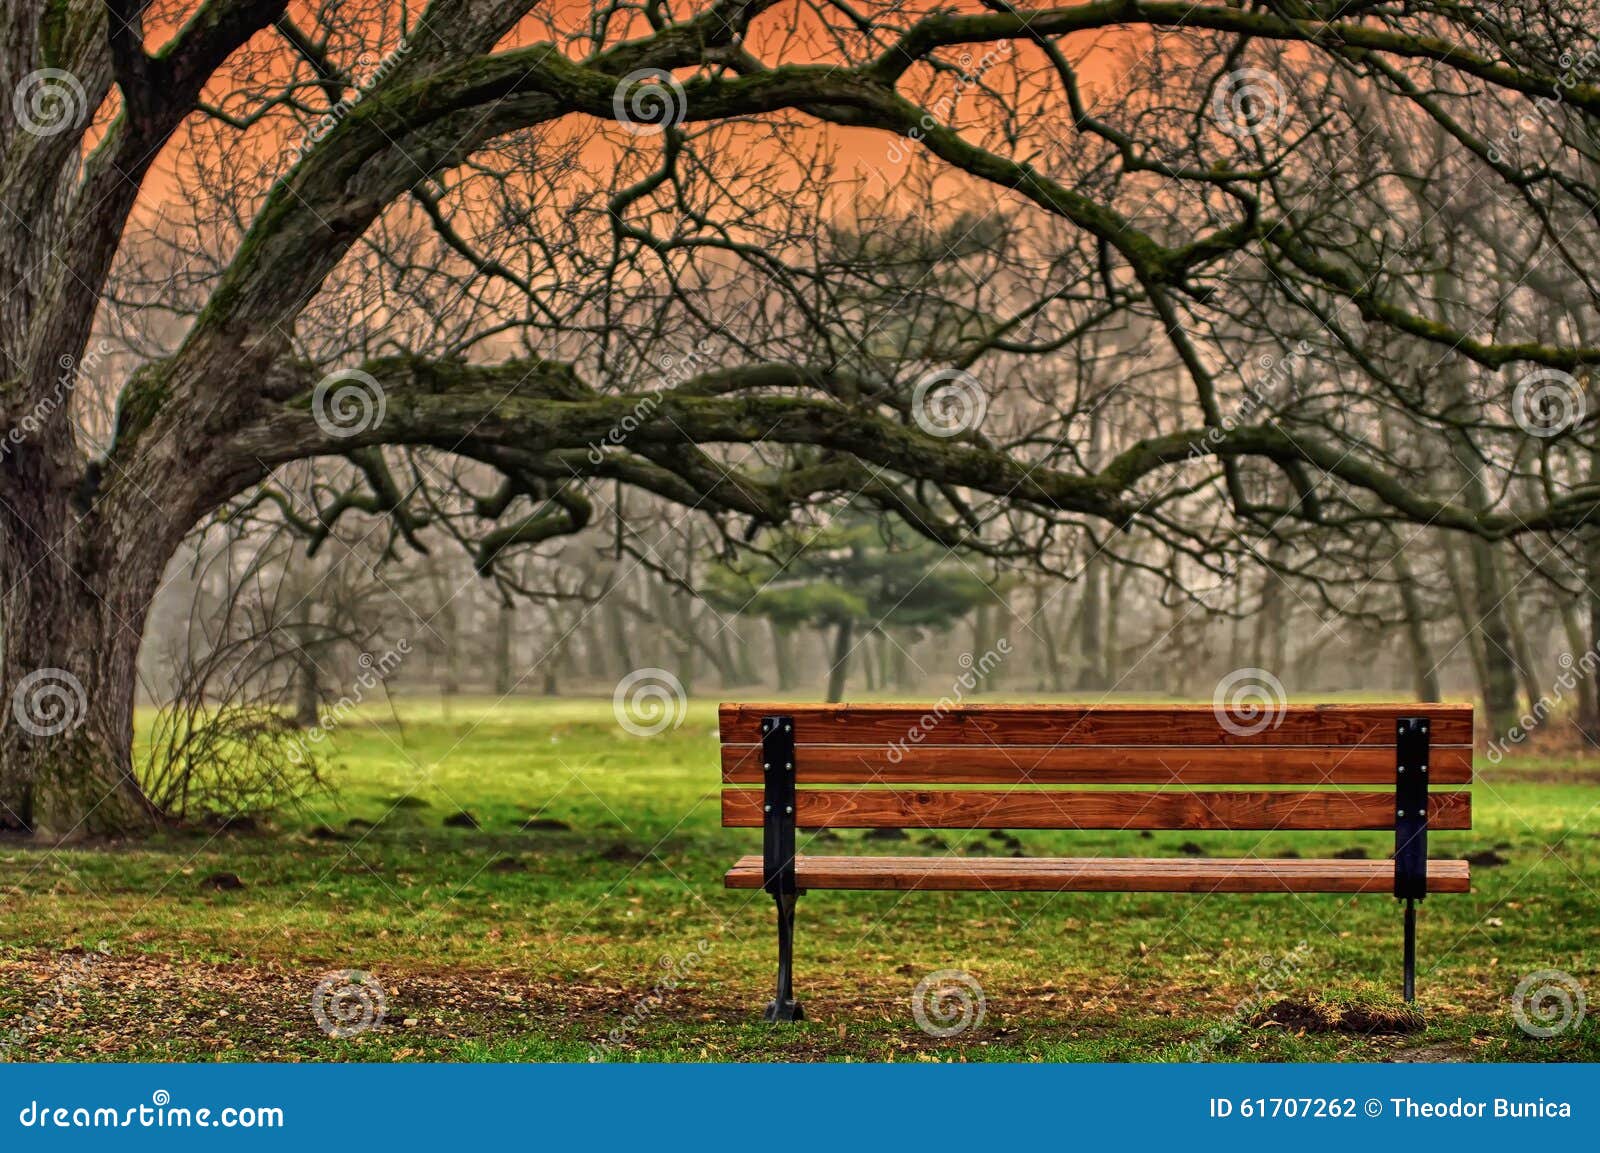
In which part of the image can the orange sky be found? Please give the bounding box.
[118,0,1140,227]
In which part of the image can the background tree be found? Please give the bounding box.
[705,515,993,701]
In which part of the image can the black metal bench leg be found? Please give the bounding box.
[764,891,804,1022]
[1402,897,1417,1003]
[1395,718,1428,1006]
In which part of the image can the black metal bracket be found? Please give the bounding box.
[760,715,802,1022]
[1394,716,1430,900]
[761,715,797,896]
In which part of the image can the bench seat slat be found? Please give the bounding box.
[721,787,1471,830]
[723,854,1472,894]
[719,703,1474,746]
[720,743,1473,785]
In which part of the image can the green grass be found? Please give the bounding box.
[0,697,1596,1062]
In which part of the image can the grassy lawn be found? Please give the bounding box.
[0,697,1596,1062]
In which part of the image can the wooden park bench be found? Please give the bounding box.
[721,703,1472,1021]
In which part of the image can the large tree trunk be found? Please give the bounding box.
[0,482,165,838]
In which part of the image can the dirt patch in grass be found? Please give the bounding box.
[0,951,1164,1062]
[0,950,724,1061]
[1389,1042,1477,1062]
[1252,990,1424,1036]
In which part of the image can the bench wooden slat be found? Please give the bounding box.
[719,703,1474,747]
[721,787,1471,830]
[720,743,1473,785]
[723,854,1472,893]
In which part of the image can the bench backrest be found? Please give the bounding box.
[719,703,1474,833]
